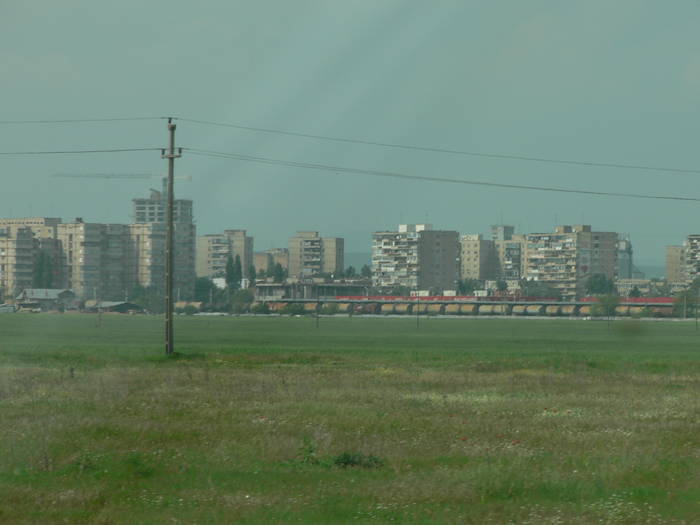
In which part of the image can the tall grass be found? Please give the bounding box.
[0,315,699,523]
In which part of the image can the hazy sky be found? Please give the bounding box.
[2,1,700,265]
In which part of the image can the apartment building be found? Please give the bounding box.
[495,236,525,281]
[524,225,617,300]
[131,222,196,297]
[254,248,290,274]
[132,189,193,224]
[288,231,344,278]
[0,218,65,288]
[666,245,686,283]
[0,226,34,301]
[56,221,110,299]
[372,224,459,290]
[460,234,496,280]
[196,229,254,278]
[684,235,700,284]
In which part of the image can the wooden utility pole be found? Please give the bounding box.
[162,118,182,355]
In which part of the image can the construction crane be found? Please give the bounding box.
[53,173,192,193]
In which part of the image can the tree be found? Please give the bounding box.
[629,286,642,298]
[233,255,243,287]
[225,255,236,289]
[226,255,242,290]
[272,263,287,283]
[345,265,357,278]
[674,289,699,318]
[519,279,562,300]
[457,278,481,295]
[593,294,619,318]
[360,264,372,278]
[496,279,508,292]
[248,265,257,283]
[230,288,254,314]
[194,277,217,303]
[586,274,615,295]
[128,285,164,314]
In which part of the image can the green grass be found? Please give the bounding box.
[2,314,700,523]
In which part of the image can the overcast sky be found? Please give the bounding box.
[2,1,699,265]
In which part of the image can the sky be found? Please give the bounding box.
[2,1,700,266]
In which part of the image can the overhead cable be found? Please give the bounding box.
[176,117,700,175]
[185,147,700,202]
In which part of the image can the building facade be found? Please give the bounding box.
[684,235,700,284]
[372,224,459,291]
[459,234,497,280]
[132,189,193,224]
[196,229,254,279]
[524,225,618,300]
[666,245,686,283]
[288,231,344,278]
[0,226,34,301]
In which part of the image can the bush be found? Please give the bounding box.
[251,302,270,314]
[280,303,306,316]
[332,452,384,469]
[321,303,339,315]
[183,305,198,316]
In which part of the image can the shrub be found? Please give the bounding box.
[251,302,270,314]
[183,305,198,316]
[281,303,306,316]
[332,452,384,469]
[321,303,339,315]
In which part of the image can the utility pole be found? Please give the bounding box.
[162,118,182,356]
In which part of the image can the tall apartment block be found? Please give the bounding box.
[0,217,65,290]
[56,221,133,299]
[684,235,700,284]
[288,231,344,278]
[524,225,617,300]
[460,234,496,280]
[130,222,195,297]
[0,226,34,301]
[254,248,289,274]
[132,189,193,224]
[666,245,686,283]
[132,190,196,297]
[489,225,525,281]
[196,229,254,278]
[372,224,459,290]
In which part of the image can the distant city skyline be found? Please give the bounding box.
[3,1,699,267]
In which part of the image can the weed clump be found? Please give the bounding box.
[295,437,384,469]
[332,452,384,469]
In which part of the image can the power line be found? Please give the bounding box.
[176,117,700,175]
[0,117,167,124]
[185,147,700,203]
[0,147,162,156]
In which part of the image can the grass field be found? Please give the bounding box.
[2,314,700,523]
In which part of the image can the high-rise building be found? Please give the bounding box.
[132,189,193,224]
[196,229,254,278]
[372,224,459,290]
[0,226,34,301]
[459,234,497,280]
[131,222,196,297]
[494,235,526,281]
[666,245,686,283]
[0,218,65,289]
[288,231,344,278]
[254,248,289,275]
[524,225,617,300]
[491,225,515,241]
[56,221,114,299]
[684,235,700,284]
